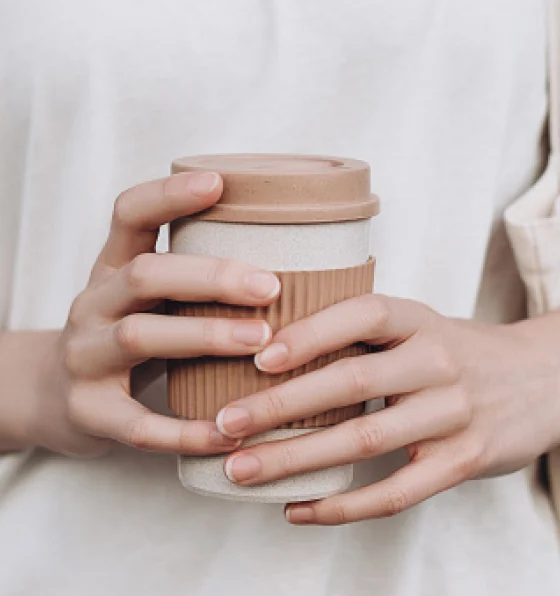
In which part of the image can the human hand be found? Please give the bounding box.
[34,172,279,457]
[216,295,560,524]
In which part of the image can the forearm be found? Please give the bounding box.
[0,330,62,452]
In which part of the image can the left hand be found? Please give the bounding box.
[215,294,560,525]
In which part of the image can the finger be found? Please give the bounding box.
[284,451,463,525]
[216,341,455,438]
[80,253,280,320]
[223,388,470,485]
[66,314,272,377]
[92,172,223,276]
[70,381,241,454]
[255,294,433,373]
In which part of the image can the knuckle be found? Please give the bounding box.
[360,294,391,333]
[201,318,227,352]
[114,315,144,357]
[383,487,410,517]
[329,499,348,525]
[112,189,134,228]
[63,337,85,377]
[297,318,322,354]
[125,415,152,450]
[161,175,178,201]
[262,388,287,424]
[205,258,238,295]
[177,425,194,452]
[349,418,385,457]
[341,359,371,400]
[431,343,460,384]
[453,441,484,482]
[277,444,304,475]
[125,254,157,297]
[67,293,88,328]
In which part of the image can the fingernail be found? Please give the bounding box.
[231,322,271,347]
[216,407,251,436]
[245,272,280,300]
[255,343,289,371]
[225,454,261,483]
[285,505,315,525]
[209,430,242,449]
[189,172,220,197]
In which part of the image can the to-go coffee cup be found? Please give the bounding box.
[167,154,379,503]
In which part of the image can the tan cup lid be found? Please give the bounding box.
[171,154,380,224]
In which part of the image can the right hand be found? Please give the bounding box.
[35,171,280,457]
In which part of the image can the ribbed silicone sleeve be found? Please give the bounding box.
[167,258,375,428]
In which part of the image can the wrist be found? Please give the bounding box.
[0,330,64,452]
[508,313,560,450]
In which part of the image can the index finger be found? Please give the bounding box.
[92,172,223,277]
[254,294,432,374]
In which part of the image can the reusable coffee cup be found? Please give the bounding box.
[167,154,379,503]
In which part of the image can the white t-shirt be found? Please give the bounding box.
[1,1,559,595]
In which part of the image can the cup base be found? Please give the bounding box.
[177,428,353,503]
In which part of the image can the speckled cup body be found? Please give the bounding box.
[171,220,370,270]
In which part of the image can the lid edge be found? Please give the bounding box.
[189,195,380,224]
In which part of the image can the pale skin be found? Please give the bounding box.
[1,172,559,526]
[0,172,278,456]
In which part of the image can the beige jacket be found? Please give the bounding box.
[504,0,560,519]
